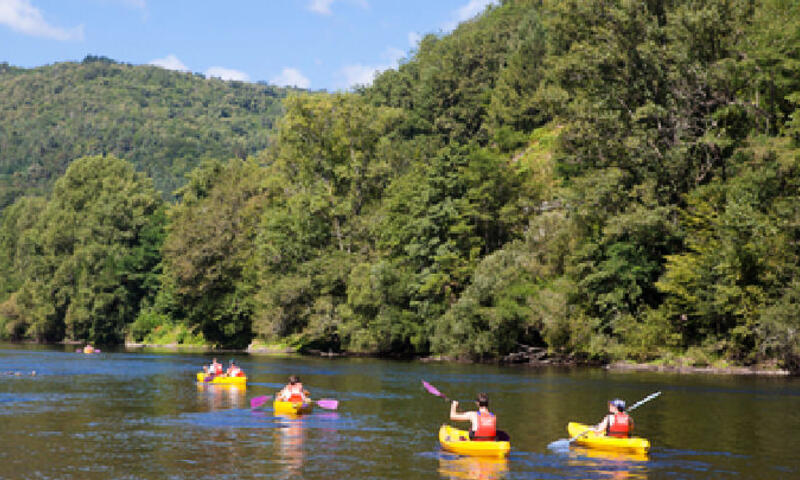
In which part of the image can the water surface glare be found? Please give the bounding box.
[1,344,798,479]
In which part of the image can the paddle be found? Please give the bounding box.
[314,399,339,410]
[547,391,661,450]
[423,380,511,442]
[250,395,339,410]
[250,395,272,409]
[422,380,450,401]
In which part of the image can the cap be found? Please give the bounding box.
[610,398,626,410]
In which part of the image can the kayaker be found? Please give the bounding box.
[209,358,223,376]
[278,375,309,402]
[449,393,497,441]
[595,398,633,438]
[226,360,245,377]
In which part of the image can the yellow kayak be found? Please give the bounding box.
[273,399,313,416]
[567,422,650,454]
[438,425,510,457]
[195,373,247,385]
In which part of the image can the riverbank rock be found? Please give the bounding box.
[605,361,791,376]
[501,346,550,364]
[246,344,297,354]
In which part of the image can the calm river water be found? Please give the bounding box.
[0,344,798,479]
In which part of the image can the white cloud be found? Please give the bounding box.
[308,0,368,16]
[308,0,334,15]
[205,66,250,82]
[121,0,146,8]
[149,54,188,72]
[385,47,405,64]
[442,0,498,32]
[337,47,403,90]
[339,64,379,89]
[100,0,145,8]
[271,67,311,89]
[0,0,84,40]
[408,31,421,47]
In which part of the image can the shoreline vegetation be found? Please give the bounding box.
[119,341,790,376]
[3,1,800,375]
[21,336,791,375]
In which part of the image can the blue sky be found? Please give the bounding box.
[0,0,499,91]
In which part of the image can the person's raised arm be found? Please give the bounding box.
[450,401,471,422]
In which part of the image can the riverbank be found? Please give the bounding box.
[604,361,791,376]
[35,341,793,376]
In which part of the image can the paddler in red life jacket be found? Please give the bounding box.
[595,398,633,438]
[278,375,309,402]
[209,358,224,376]
[226,360,245,377]
[449,393,497,441]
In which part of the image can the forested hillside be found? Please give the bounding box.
[2,0,800,371]
[0,56,289,208]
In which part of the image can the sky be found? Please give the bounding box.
[0,0,499,91]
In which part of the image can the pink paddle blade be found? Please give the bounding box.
[315,399,338,410]
[250,395,272,409]
[422,380,446,399]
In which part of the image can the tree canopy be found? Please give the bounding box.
[1,0,799,370]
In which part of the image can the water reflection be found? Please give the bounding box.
[438,455,508,480]
[196,383,246,410]
[275,414,305,478]
[566,447,649,479]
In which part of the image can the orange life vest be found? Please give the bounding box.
[607,412,631,438]
[473,411,497,441]
[287,383,304,402]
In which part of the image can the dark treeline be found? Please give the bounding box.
[1,0,799,371]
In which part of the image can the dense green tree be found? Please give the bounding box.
[250,94,402,349]
[159,159,266,348]
[0,155,163,343]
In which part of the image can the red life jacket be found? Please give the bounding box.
[473,411,497,441]
[288,383,304,402]
[607,412,631,438]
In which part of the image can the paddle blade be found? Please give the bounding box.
[315,399,339,410]
[422,380,447,400]
[547,439,571,451]
[250,395,272,409]
[203,374,215,383]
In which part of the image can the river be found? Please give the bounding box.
[0,344,798,479]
